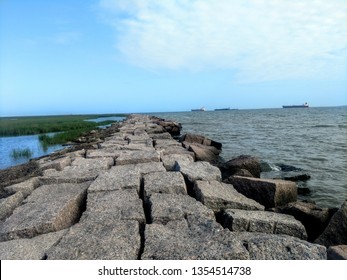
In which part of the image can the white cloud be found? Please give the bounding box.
[99,0,347,82]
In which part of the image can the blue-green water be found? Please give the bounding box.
[154,106,347,208]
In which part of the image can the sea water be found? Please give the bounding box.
[154,106,347,208]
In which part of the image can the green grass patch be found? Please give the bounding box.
[0,114,127,137]
[10,148,33,159]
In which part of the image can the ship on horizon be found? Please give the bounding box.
[282,102,309,109]
[191,107,206,111]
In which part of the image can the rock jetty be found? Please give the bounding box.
[0,114,344,260]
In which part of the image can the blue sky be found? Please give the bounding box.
[1,0,346,116]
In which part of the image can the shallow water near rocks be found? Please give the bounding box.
[155,106,347,208]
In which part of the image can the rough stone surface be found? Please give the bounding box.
[275,201,336,241]
[83,189,145,224]
[235,232,326,260]
[116,150,160,165]
[161,154,194,171]
[148,193,215,224]
[0,192,25,221]
[228,176,297,208]
[188,143,221,163]
[180,133,222,150]
[194,180,264,211]
[222,155,261,178]
[143,171,187,199]
[0,183,89,241]
[0,230,67,260]
[41,158,113,184]
[315,200,347,247]
[39,156,71,171]
[88,167,141,193]
[176,161,222,183]
[327,245,347,260]
[223,209,307,239]
[142,215,249,260]
[46,219,140,260]
[0,114,330,260]
[4,177,40,198]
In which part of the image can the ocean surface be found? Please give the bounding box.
[154,106,347,209]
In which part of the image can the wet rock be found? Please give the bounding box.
[275,201,335,241]
[315,200,347,247]
[143,171,187,199]
[283,174,311,182]
[223,209,307,239]
[142,215,249,260]
[228,176,297,209]
[194,180,264,212]
[221,155,261,179]
[0,182,89,241]
[0,229,67,260]
[175,161,222,184]
[46,219,140,260]
[235,232,326,260]
[327,245,347,260]
[278,164,303,172]
[147,193,215,224]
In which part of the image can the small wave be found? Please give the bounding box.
[312,124,335,128]
[338,124,347,129]
[270,164,281,171]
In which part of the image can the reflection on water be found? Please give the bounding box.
[0,134,64,170]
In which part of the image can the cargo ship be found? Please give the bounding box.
[282,102,309,109]
[191,107,206,111]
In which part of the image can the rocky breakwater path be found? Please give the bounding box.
[0,114,341,260]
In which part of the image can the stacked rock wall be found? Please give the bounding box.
[0,114,330,259]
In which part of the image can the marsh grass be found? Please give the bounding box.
[0,114,127,137]
[1,114,127,147]
[10,148,33,159]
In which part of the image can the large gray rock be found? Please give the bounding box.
[88,167,141,193]
[4,177,40,198]
[0,183,89,241]
[235,232,326,260]
[161,154,194,171]
[227,176,297,208]
[327,245,347,260]
[194,180,264,211]
[142,214,249,260]
[180,133,222,150]
[41,157,113,184]
[0,230,67,260]
[222,155,261,178]
[147,193,215,224]
[315,200,347,247]
[223,209,307,239]
[115,150,160,165]
[143,171,187,199]
[154,139,182,149]
[175,161,222,183]
[120,162,166,175]
[46,219,141,260]
[38,156,71,171]
[275,201,336,241]
[0,192,25,221]
[188,143,221,163]
[83,189,145,224]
